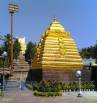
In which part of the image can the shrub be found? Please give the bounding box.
[81,81,95,91]
[25,83,33,90]
[33,90,62,97]
[32,81,63,92]
[26,80,95,94]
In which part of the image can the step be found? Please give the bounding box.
[13,67,30,69]
[13,66,29,68]
[4,81,19,89]
[13,61,29,65]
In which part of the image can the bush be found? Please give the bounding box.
[26,80,95,94]
[31,81,63,96]
[33,90,62,97]
[81,81,95,91]
[32,81,63,92]
[25,83,33,90]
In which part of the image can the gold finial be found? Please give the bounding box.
[53,16,57,22]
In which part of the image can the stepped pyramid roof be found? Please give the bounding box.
[32,18,83,70]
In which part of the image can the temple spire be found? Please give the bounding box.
[32,19,83,70]
[48,17,65,31]
[53,16,57,22]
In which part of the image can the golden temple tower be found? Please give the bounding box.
[31,17,83,81]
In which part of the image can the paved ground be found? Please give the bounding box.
[0,89,97,103]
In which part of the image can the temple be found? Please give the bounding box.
[30,18,83,81]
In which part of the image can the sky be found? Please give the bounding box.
[0,0,97,49]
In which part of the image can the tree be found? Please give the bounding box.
[3,34,11,67]
[0,46,4,55]
[13,39,21,60]
[80,41,97,59]
[25,41,36,64]
[0,34,21,66]
[0,46,4,67]
[0,34,11,67]
[80,48,90,58]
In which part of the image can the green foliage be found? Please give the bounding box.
[26,81,95,93]
[3,34,11,51]
[32,81,63,92]
[0,34,21,67]
[0,85,2,96]
[80,42,97,59]
[0,46,4,56]
[29,81,94,96]
[3,34,11,67]
[33,90,62,97]
[25,41,36,64]
[0,46,8,67]
[0,47,4,67]
[25,83,33,89]
[13,39,21,60]
[26,81,63,96]
[26,81,95,97]
[81,81,95,90]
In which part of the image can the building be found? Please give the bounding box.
[27,18,83,81]
[17,37,26,54]
[12,37,29,80]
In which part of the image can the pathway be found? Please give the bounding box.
[0,90,97,103]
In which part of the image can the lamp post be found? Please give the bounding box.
[8,3,19,76]
[1,51,7,96]
[76,70,83,97]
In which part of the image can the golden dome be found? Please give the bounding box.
[48,21,65,31]
[48,16,65,32]
[32,18,83,70]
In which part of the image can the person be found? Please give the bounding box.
[19,79,25,90]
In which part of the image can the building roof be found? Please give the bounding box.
[32,18,83,70]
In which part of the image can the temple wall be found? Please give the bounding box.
[42,69,76,81]
[26,68,79,81]
[26,68,93,82]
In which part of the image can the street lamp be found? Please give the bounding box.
[76,70,83,97]
[8,3,19,75]
[1,51,7,96]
